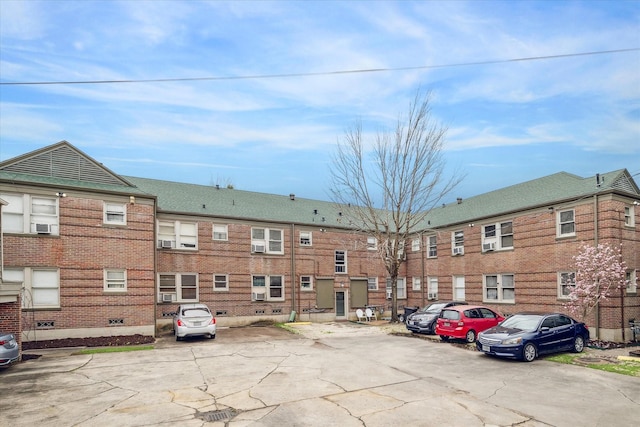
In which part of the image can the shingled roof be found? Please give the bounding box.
[2,141,638,231]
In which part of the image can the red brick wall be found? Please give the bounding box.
[0,298,22,347]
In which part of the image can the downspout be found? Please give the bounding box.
[593,194,600,339]
[153,197,158,338]
[420,233,426,308]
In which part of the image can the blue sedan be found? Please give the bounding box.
[476,312,589,362]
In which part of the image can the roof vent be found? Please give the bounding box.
[290,194,295,200]
[457,197,463,204]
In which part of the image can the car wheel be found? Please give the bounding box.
[440,335,449,342]
[176,335,182,341]
[523,343,537,362]
[209,333,216,340]
[465,329,476,343]
[572,335,585,353]
[399,314,405,323]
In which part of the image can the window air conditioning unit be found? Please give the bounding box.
[35,223,52,234]
[428,292,438,300]
[386,290,393,299]
[252,244,266,253]
[482,242,496,252]
[252,291,266,301]
[161,293,175,303]
[453,247,464,256]
[159,240,174,249]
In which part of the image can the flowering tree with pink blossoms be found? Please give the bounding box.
[563,242,628,321]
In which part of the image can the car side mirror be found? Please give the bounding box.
[540,327,550,332]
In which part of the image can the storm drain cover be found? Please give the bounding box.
[199,408,237,422]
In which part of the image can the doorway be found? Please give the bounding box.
[335,290,348,320]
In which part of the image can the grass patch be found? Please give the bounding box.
[74,345,154,355]
[545,353,640,377]
[275,323,301,334]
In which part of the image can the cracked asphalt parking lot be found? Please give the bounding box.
[1,322,639,426]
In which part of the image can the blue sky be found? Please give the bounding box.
[1,1,639,203]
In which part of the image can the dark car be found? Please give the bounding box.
[476,312,589,362]
[0,331,20,367]
[406,301,468,334]
[436,305,505,343]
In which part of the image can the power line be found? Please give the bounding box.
[1,48,638,86]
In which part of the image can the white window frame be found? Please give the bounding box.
[251,227,284,254]
[103,202,126,225]
[300,275,313,291]
[252,275,285,301]
[624,205,635,227]
[427,276,439,299]
[157,220,198,250]
[412,277,421,291]
[367,277,378,291]
[213,274,229,291]
[558,272,575,299]
[452,231,464,255]
[213,224,228,241]
[411,238,421,252]
[158,273,198,302]
[386,277,407,299]
[0,193,60,235]
[483,273,515,303]
[367,236,377,251]
[453,275,465,301]
[427,235,437,258]
[557,209,576,237]
[482,221,513,251]
[299,231,313,247]
[104,269,127,292]
[6,267,60,309]
[335,250,347,274]
[626,269,637,294]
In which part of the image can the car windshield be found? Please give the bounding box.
[500,314,543,332]
[420,303,446,313]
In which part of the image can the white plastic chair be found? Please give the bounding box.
[356,308,367,322]
[365,308,377,321]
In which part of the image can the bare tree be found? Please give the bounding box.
[330,90,461,322]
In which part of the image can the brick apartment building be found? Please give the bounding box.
[0,141,638,351]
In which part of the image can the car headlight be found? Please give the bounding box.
[502,337,523,345]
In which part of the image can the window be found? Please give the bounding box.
[453,275,465,301]
[157,220,198,249]
[624,206,635,227]
[412,277,421,291]
[558,272,575,298]
[557,209,575,237]
[484,274,515,303]
[213,224,228,241]
[367,236,377,250]
[252,275,285,301]
[427,277,438,299]
[299,231,312,246]
[482,221,513,251]
[158,273,198,302]
[387,277,406,299]
[335,250,347,274]
[367,277,378,290]
[452,231,464,255]
[427,235,437,258]
[626,270,637,294]
[0,193,59,235]
[214,274,229,291]
[104,269,127,292]
[300,275,313,291]
[104,202,126,225]
[251,227,283,254]
[5,268,60,309]
[412,238,421,252]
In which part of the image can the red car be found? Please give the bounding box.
[436,305,504,343]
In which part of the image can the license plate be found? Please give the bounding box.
[444,322,450,327]
[193,321,201,326]
[409,321,415,325]
[482,345,490,352]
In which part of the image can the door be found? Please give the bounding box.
[336,290,348,320]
